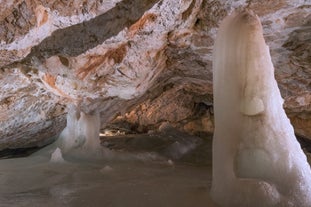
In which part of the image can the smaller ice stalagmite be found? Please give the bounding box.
[50,147,65,163]
[57,105,102,157]
[211,9,311,207]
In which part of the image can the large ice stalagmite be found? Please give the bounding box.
[211,9,311,207]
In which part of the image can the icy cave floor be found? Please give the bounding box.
[0,130,310,207]
[0,131,218,207]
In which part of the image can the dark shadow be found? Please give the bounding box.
[0,146,41,159]
[23,0,159,62]
[297,134,311,153]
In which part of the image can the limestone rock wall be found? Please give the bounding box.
[112,0,311,138]
[0,0,310,149]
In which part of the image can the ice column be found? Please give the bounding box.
[57,105,101,155]
[211,9,311,207]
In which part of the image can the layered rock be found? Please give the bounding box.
[111,0,311,138]
[0,0,310,150]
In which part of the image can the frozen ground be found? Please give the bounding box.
[1,131,310,207]
[0,132,218,207]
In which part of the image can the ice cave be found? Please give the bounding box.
[0,1,310,207]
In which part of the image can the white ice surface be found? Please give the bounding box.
[211,9,311,207]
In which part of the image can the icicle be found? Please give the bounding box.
[211,9,311,207]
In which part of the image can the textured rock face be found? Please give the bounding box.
[0,0,310,149]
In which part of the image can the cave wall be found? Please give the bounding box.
[0,0,310,149]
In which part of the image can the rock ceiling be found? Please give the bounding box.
[0,0,310,149]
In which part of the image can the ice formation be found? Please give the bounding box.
[100,165,113,174]
[56,105,103,157]
[50,147,65,163]
[211,9,311,207]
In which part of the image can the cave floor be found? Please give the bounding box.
[1,131,310,207]
[0,132,218,207]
